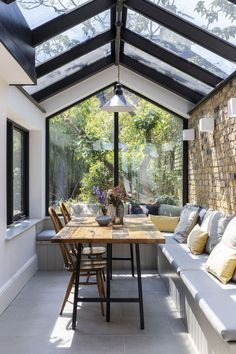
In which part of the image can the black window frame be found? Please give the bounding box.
[7,120,29,225]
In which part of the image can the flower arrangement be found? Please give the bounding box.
[107,185,127,207]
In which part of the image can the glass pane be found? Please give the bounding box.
[119,89,183,205]
[16,0,92,29]
[124,43,212,95]
[35,10,110,65]
[25,44,111,95]
[127,9,236,78]
[13,129,24,217]
[149,0,236,45]
[48,87,114,208]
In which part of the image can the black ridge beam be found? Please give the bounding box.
[32,56,113,102]
[121,54,203,103]
[123,29,222,87]
[2,0,15,3]
[125,0,236,63]
[36,30,115,78]
[227,0,236,4]
[120,5,127,57]
[32,0,116,47]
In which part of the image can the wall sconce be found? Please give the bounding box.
[199,117,214,132]
[183,129,195,141]
[227,98,236,117]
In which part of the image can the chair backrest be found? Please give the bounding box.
[48,207,64,233]
[60,202,71,224]
[59,243,76,272]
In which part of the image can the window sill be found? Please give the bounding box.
[5,218,42,241]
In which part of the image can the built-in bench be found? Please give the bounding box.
[157,225,236,354]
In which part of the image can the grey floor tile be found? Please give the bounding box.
[0,272,195,354]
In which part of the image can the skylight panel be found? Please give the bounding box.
[16,0,92,29]
[24,44,111,95]
[126,9,236,79]
[35,10,110,65]
[124,43,212,95]
[149,0,236,46]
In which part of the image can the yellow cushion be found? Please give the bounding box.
[149,215,179,232]
[187,224,208,255]
[205,243,236,284]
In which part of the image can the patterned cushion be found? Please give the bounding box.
[173,205,199,243]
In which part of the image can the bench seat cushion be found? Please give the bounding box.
[36,230,56,241]
[180,269,236,341]
[160,243,208,274]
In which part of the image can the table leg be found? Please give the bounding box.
[135,244,144,329]
[106,243,112,322]
[72,243,82,330]
[130,244,135,277]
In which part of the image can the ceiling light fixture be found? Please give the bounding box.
[101,0,134,113]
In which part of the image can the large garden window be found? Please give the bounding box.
[47,87,183,208]
[7,120,29,225]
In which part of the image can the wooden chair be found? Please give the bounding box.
[59,202,106,258]
[48,207,106,315]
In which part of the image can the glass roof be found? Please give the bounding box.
[36,10,110,65]
[126,9,236,79]
[149,0,236,45]
[124,43,212,95]
[25,44,111,95]
[16,0,92,29]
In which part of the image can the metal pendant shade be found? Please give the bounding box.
[102,83,134,112]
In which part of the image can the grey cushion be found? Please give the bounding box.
[180,269,236,341]
[71,203,100,216]
[36,230,56,241]
[158,204,182,217]
[173,205,199,243]
[221,216,236,249]
[161,244,208,274]
[201,210,235,254]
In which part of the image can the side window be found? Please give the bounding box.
[7,120,29,225]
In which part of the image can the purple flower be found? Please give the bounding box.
[93,186,106,204]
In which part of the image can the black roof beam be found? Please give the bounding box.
[227,0,236,4]
[123,29,222,87]
[36,30,115,78]
[32,56,113,102]
[120,54,204,103]
[125,0,236,63]
[32,0,116,47]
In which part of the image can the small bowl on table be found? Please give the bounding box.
[95,215,112,226]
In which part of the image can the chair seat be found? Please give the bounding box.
[82,246,106,256]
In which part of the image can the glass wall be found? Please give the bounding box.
[119,90,183,205]
[48,88,183,207]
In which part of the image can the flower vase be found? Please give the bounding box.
[100,205,107,216]
[115,202,124,225]
[107,204,116,223]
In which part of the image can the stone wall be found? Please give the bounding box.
[188,76,236,214]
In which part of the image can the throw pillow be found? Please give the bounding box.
[201,210,235,254]
[205,243,236,284]
[205,217,236,284]
[173,205,199,243]
[149,215,179,232]
[187,224,208,255]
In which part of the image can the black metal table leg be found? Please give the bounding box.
[135,244,144,329]
[130,244,135,277]
[72,243,82,330]
[106,243,112,322]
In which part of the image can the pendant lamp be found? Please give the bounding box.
[101,65,134,112]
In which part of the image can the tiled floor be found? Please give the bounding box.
[0,272,196,354]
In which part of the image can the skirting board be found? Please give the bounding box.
[0,254,38,315]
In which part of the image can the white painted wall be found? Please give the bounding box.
[0,72,45,314]
[42,65,193,118]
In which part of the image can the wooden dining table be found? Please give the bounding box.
[52,215,165,330]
